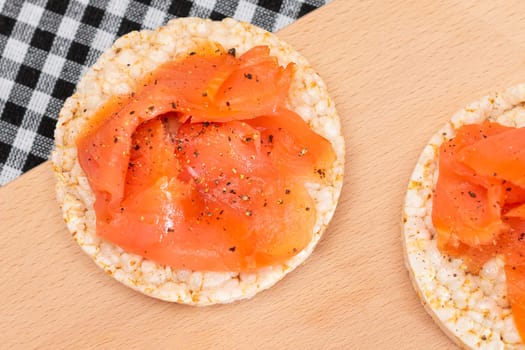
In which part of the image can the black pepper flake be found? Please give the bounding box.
[226,101,230,107]
[468,191,477,198]
[130,110,135,115]
[177,146,183,152]
[171,102,177,109]
[244,137,253,142]
[148,106,155,112]
[244,73,253,80]
[193,151,199,158]
[227,48,236,57]
[285,189,291,195]
[305,207,310,211]
[113,137,118,143]
[229,246,236,252]
[314,169,326,180]
[189,51,196,56]
[228,136,232,142]
[202,92,208,97]
[167,228,174,232]
[481,335,487,341]
[519,233,525,241]
[268,134,273,143]
[506,187,512,191]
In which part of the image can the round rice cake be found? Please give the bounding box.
[403,84,525,348]
[52,17,344,305]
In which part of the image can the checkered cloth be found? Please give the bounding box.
[0,0,330,186]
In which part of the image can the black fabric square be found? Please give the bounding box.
[258,0,282,12]
[117,18,141,37]
[46,0,69,15]
[2,101,25,127]
[36,115,56,139]
[0,14,16,36]
[168,0,192,17]
[16,65,40,89]
[51,78,75,100]
[22,152,46,172]
[0,141,10,163]
[134,0,152,6]
[210,11,226,21]
[30,28,55,51]
[298,3,317,17]
[81,5,105,28]
[66,41,89,64]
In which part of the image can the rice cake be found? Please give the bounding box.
[52,17,344,305]
[403,84,525,348]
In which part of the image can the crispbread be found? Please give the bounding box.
[403,84,525,348]
[52,17,344,305]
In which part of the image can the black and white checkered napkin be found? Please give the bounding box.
[0,0,329,186]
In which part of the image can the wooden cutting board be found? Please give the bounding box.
[3,0,525,348]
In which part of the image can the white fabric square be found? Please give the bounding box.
[18,2,44,27]
[107,0,129,16]
[41,53,66,77]
[194,0,218,11]
[0,77,14,101]
[143,6,166,29]
[3,38,29,64]
[57,16,80,40]
[14,127,37,153]
[27,90,51,113]
[234,1,257,23]
[91,29,116,52]
[0,165,22,182]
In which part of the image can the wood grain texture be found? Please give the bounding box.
[2,0,525,348]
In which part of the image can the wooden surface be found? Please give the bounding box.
[3,0,525,348]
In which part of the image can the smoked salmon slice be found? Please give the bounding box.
[76,45,335,272]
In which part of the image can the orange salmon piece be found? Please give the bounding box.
[76,46,335,272]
